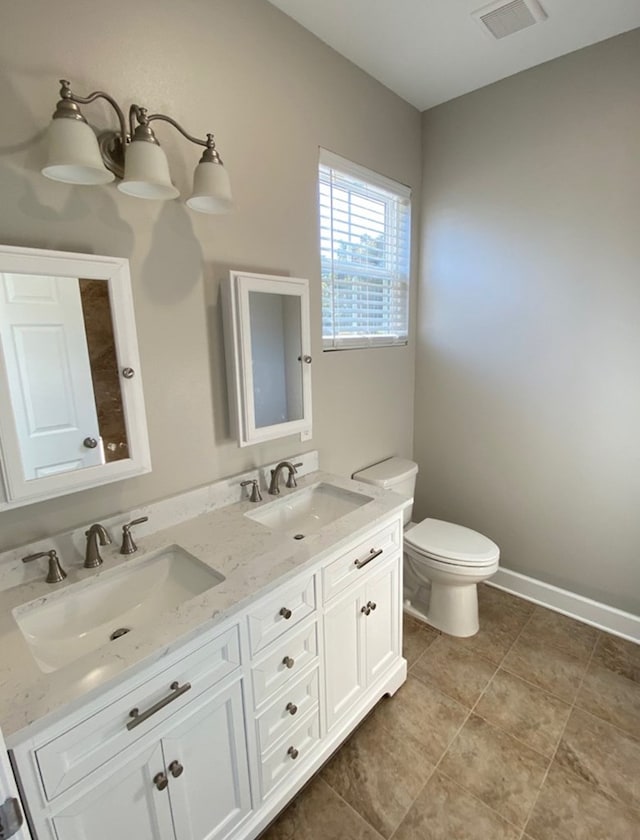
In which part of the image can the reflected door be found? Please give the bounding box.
[0,273,102,480]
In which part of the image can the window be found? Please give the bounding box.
[319,149,411,350]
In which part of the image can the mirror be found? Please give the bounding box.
[0,246,151,509]
[222,271,312,447]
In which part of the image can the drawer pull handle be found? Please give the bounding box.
[153,772,168,791]
[286,702,298,716]
[354,547,383,569]
[279,607,293,620]
[361,605,371,616]
[282,655,295,669]
[168,760,184,778]
[127,681,192,731]
[367,601,377,611]
[287,746,299,760]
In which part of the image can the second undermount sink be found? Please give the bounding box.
[13,545,225,674]
[245,482,373,536]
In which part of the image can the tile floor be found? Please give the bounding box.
[260,584,640,839]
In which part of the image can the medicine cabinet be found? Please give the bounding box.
[222,271,312,447]
[0,245,151,510]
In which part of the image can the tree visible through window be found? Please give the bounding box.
[319,149,411,350]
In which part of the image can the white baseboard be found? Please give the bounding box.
[488,568,640,643]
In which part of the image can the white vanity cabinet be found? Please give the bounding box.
[322,521,402,730]
[9,512,407,840]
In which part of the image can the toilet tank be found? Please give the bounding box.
[352,457,418,526]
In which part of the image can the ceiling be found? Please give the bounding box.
[266,0,640,110]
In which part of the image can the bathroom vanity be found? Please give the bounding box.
[0,464,409,839]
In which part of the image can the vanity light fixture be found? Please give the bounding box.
[41,80,232,214]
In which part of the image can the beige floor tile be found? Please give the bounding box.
[403,613,440,667]
[371,674,468,764]
[478,584,535,617]
[525,762,640,840]
[393,771,521,840]
[439,714,549,827]
[575,660,640,738]
[411,636,497,708]
[592,632,640,683]
[555,707,640,811]
[320,710,433,838]
[517,608,598,662]
[259,776,383,840]
[502,634,589,702]
[475,668,571,758]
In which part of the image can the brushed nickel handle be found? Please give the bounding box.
[22,549,67,584]
[361,605,371,616]
[286,702,298,716]
[122,367,135,379]
[367,601,377,611]
[354,547,383,570]
[153,772,168,791]
[127,681,191,731]
[279,607,292,620]
[168,760,184,778]
[83,436,98,449]
[287,746,299,760]
[282,656,295,669]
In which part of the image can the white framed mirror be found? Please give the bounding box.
[0,245,151,510]
[222,271,312,447]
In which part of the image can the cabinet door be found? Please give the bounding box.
[365,557,400,685]
[163,680,252,840]
[51,742,174,840]
[323,584,366,730]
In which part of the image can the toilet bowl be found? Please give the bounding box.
[352,458,500,638]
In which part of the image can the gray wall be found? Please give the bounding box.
[415,30,640,615]
[0,0,421,549]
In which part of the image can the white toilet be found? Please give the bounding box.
[352,457,500,637]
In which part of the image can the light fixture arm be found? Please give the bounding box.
[56,80,129,147]
[131,107,223,163]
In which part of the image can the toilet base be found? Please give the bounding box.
[404,578,480,638]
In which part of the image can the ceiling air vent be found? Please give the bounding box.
[472,0,547,40]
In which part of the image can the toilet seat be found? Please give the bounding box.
[404,518,500,568]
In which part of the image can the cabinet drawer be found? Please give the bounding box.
[247,573,316,655]
[251,619,318,709]
[256,667,319,755]
[322,519,401,603]
[259,709,320,798]
[36,625,241,801]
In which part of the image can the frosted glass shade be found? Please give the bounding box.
[186,160,232,214]
[117,140,179,200]
[41,118,115,185]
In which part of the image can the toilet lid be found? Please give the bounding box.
[404,518,499,566]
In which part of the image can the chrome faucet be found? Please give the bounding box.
[268,461,299,495]
[84,523,112,568]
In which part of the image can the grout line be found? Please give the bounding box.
[316,777,387,839]
[519,628,600,836]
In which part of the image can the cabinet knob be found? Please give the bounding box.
[83,436,98,449]
[153,772,168,791]
[361,605,371,616]
[367,601,377,611]
[287,746,299,760]
[279,607,292,620]
[282,655,295,669]
[286,702,298,716]
[168,760,184,778]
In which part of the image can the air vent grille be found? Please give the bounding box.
[473,0,547,40]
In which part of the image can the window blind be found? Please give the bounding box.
[319,149,411,351]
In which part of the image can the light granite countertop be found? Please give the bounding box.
[0,470,409,741]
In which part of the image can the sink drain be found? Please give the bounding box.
[110,627,131,641]
[293,534,305,540]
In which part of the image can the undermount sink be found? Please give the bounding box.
[13,545,225,674]
[245,482,373,536]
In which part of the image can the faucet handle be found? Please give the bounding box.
[240,479,262,503]
[120,516,149,555]
[22,549,67,584]
[286,462,303,489]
